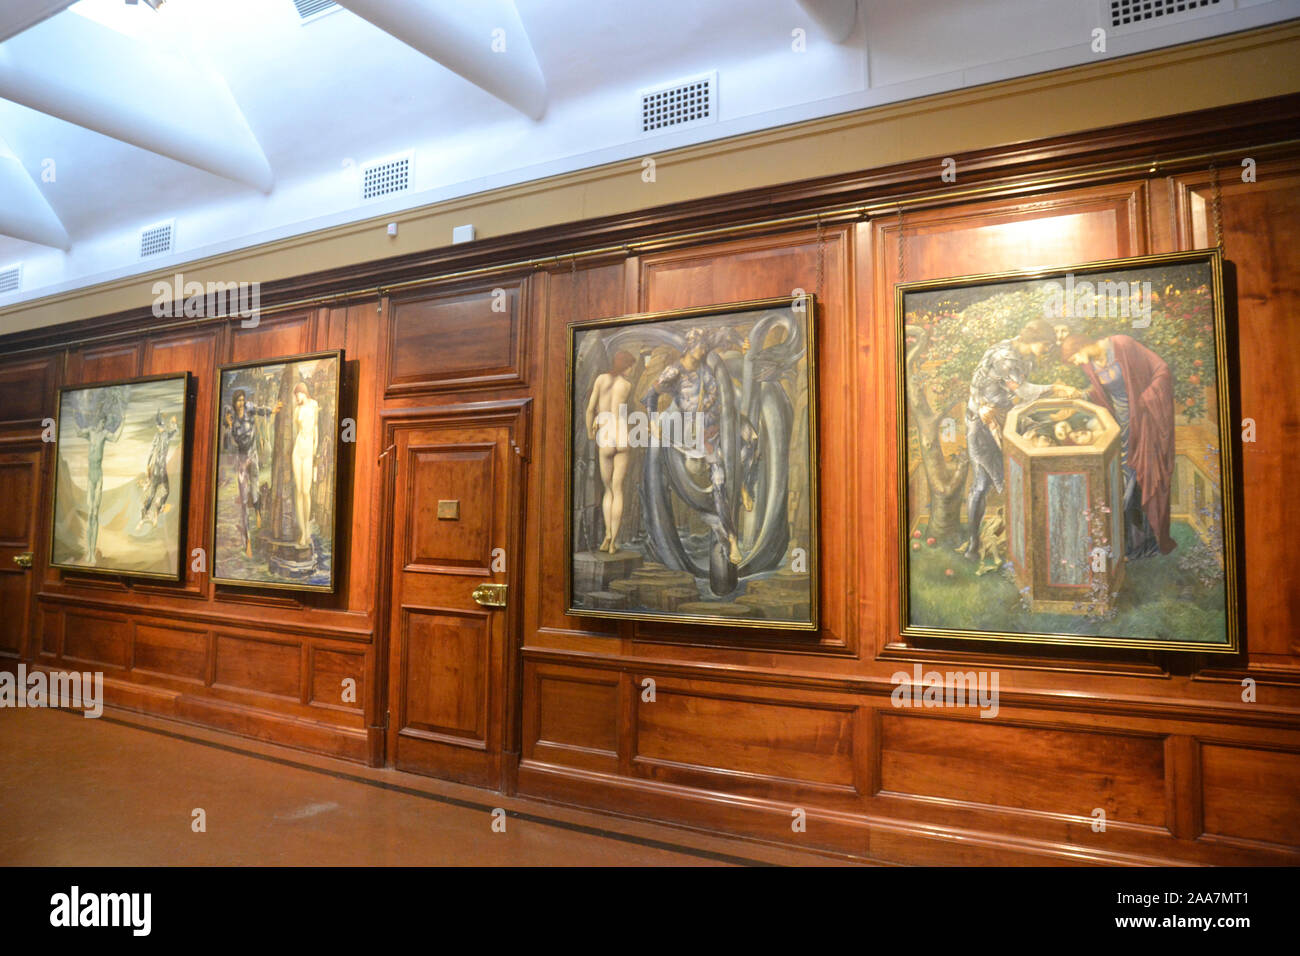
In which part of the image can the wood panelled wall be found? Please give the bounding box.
[2,95,1298,865]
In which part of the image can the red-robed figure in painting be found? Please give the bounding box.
[1060,333,1176,558]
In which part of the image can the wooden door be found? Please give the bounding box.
[0,447,44,660]
[383,403,527,788]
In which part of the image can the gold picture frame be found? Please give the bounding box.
[565,295,820,631]
[896,248,1239,653]
[210,349,344,592]
[49,372,193,581]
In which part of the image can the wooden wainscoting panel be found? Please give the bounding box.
[524,662,621,772]
[132,623,208,684]
[61,611,131,670]
[228,311,315,364]
[73,341,142,384]
[38,605,61,658]
[386,278,526,395]
[631,678,860,803]
[1175,163,1300,663]
[641,226,848,313]
[878,712,1168,828]
[212,633,301,700]
[310,646,365,713]
[1201,743,1300,849]
[897,184,1144,282]
[143,327,218,379]
[0,356,56,425]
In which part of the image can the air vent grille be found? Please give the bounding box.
[140,221,174,258]
[640,72,717,134]
[361,155,412,201]
[1107,0,1221,27]
[0,265,20,295]
[293,0,340,22]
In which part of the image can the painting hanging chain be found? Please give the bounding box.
[1209,161,1225,253]
[814,217,825,302]
[897,207,906,285]
[570,253,586,321]
[582,253,592,320]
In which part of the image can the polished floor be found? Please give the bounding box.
[0,706,854,866]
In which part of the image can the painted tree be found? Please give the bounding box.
[902,322,968,541]
[904,285,1055,541]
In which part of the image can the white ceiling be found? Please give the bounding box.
[0,0,1296,315]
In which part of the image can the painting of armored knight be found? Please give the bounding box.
[51,374,191,580]
[567,296,818,629]
[897,250,1238,653]
[212,350,342,591]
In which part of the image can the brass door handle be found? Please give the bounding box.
[13,552,33,569]
[471,583,507,608]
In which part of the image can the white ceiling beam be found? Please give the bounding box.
[0,12,274,191]
[797,0,857,42]
[0,0,76,44]
[334,0,547,120]
[0,143,70,250]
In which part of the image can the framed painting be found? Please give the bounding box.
[50,372,192,580]
[566,295,819,630]
[211,350,343,592]
[896,248,1239,653]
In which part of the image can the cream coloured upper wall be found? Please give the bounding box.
[2,20,1299,338]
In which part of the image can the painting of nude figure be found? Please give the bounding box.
[897,249,1239,653]
[51,373,191,580]
[211,350,342,592]
[566,296,818,630]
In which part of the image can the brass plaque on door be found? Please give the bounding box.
[437,500,460,520]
